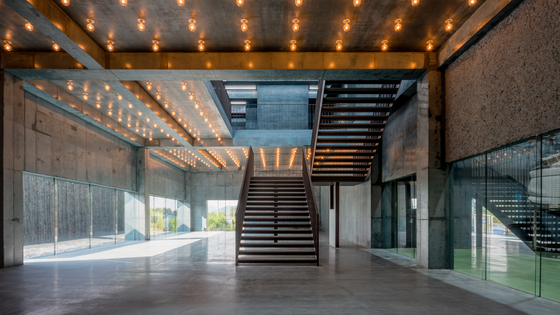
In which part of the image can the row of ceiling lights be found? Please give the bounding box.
[0,0,476,53]
[225,149,241,169]
[164,148,215,169]
[208,149,227,168]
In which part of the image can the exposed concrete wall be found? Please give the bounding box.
[149,154,186,201]
[23,91,137,190]
[317,186,330,233]
[339,180,372,248]
[382,95,418,182]
[445,0,560,162]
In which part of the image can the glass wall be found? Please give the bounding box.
[451,131,560,302]
[150,195,189,239]
[381,176,417,258]
[207,200,238,231]
[23,174,142,259]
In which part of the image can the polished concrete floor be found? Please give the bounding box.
[1,232,559,315]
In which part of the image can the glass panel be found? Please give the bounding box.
[381,182,397,253]
[177,200,191,233]
[451,156,487,279]
[165,198,178,237]
[92,186,116,247]
[538,132,560,302]
[116,190,125,243]
[207,200,238,231]
[125,192,144,240]
[395,176,417,258]
[486,140,538,295]
[23,174,55,258]
[225,200,238,231]
[56,180,90,253]
[151,196,165,239]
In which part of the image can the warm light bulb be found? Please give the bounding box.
[118,116,122,121]
[128,103,133,108]
[25,22,33,32]
[118,94,122,100]
[67,82,73,90]
[177,0,185,6]
[198,40,205,52]
[164,102,169,108]
[336,40,342,51]
[468,0,477,6]
[96,102,101,108]
[204,117,208,122]
[137,19,145,31]
[146,82,152,90]
[343,19,351,32]
[172,111,175,116]
[188,19,196,32]
[199,111,204,116]
[107,40,114,52]
[83,93,88,100]
[120,0,127,6]
[394,19,402,32]
[290,40,297,52]
[105,84,110,91]
[295,0,302,7]
[156,92,161,100]
[152,40,159,52]
[445,19,453,32]
[3,41,12,51]
[195,102,199,109]
[426,40,434,51]
[381,40,388,51]
[127,123,131,127]
[411,0,419,6]
[86,19,95,32]
[189,93,194,100]
[108,111,112,116]
[182,82,187,90]
[138,111,142,116]
[292,19,300,32]
[61,0,69,6]
[52,42,60,51]
[240,19,248,32]
[244,40,251,52]
[353,0,361,7]
[237,0,244,6]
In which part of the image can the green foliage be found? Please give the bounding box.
[208,211,226,231]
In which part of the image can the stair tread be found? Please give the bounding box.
[237,257,317,263]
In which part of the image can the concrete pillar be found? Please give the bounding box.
[137,148,150,240]
[370,154,384,248]
[415,54,450,269]
[1,71,25,268]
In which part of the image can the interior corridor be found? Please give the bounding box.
[1,233,558,315]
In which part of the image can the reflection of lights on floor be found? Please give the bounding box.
[26,232,223,263]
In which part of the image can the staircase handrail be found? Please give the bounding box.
[310,80,325,176]
[235,146,254,266]
[302,147,320,265]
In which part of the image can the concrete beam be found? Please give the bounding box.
[438,0,525,68]
[150,150,191,172]
[3,0,105,69]
[197,150,223,170]
[233,130,312,147]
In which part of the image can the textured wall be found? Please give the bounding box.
[24,92,137,190]
[382,95,418,182]
[445,0,560,162]
[149,154,186,201]
[339,180,372,248]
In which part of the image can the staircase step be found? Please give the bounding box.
[240,242,315,247]
[243,223,311,228]
[246,202,308,206]
[241,235,314,240]
[245,207,308,211]
[244,212,309,216]
[242,229,312,234]
[249,192,306,196]
[249,189,306,193]
[239,249,316,255]
[323,97,394,104]
[320,115,389,121]
[243,217,310,222]
[322,106,393,112]
[247,197,307,201]
[251,177,303,181]
[237,257,317,264]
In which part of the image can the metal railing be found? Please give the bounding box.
[302,147,320,265]
[235,146,254,266]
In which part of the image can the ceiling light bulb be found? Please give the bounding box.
[411,0,419,6]
[154,123,157,127]
[195,102,199,109]
[136,128,139,132]
[105,84,110,91]
[295,0,302,7]
[118,116,122,122]
[52,42,60,51]
[290,40,297,52]
[426,40,434,51]
[67,82,73,90]
[156,92,161,100]
[120,0,127,6]
[3,40,12,51]
[445,19,453,32]
[177,0,185,6]
[183,123,187,127]
[146,117,150,122]
[61,0,70,6]
[149,137,152,141]
[198,40,205,52]
[199,111,204,116]
[83,93,88,100]
[188,19,196,32]
[172,111,176,116]
[182,82,187,90]
[86,19,95,32]
[292,19,300,32]
[117,94,122,100]
[381,40,388,51]
[138,111,142,116]
[189,92,194,100]
[209,123,212,128]
[343,19,351,32]
[108,111,113,116]
[394,19,402,31]
[25,22,33,32]
[143,133,146,137]
[240,19,248,32]
[152,40,159,52]
[127,123,131,127]
[146,82,152,90]
[96,102,101,108]
[128,103,133,108]
[336,40,342,51]
[137,19,145,31]
[353,0,361,7]
[469,0,477,6]
[164,102,169,108]
[107,40,114,52]
[204,117,208,122]
[237,0,244,6]
[244,40,251,52]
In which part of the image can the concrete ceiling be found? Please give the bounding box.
[0,0,485,53]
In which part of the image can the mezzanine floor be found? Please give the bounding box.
[1,232,559,315]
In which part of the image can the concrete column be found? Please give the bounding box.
[416,54,450,269]
[370,154,384,248]
[137,148,150,240]
[1,71,25,268]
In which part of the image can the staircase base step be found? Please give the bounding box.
[238,257,318,264]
